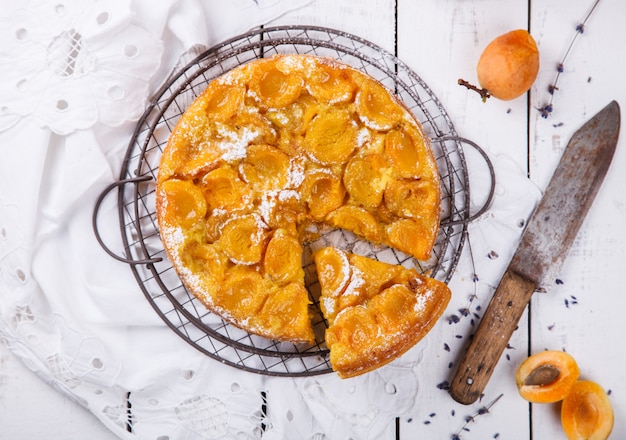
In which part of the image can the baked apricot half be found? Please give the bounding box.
[561,380,614,440]
[263,229,304,285]
[204,82,245,120]
[300,170,346,221]
[314,246,351,301]
[343,153,391,208]
[219,214,269,265]
[306,62,355,104]
[385,218,437,261]
[158,179,207,229]
[303,107,357,165]
[355,78,403,130]
[515,350,580,403]
[249,63,304,108]
[326,205,383,243]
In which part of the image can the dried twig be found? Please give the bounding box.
[458,79,491,102]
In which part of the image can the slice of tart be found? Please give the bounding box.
[314,247,451,378]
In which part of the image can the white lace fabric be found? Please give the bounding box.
[0,0,162,135]
[0,1,541,439]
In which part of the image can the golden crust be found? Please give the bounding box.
[156,54,442,350]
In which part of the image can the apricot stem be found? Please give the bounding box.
[458,79,491,102]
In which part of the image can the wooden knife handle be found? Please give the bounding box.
[449,269,537,404]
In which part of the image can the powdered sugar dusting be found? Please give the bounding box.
[288,158,306,187]
[258,191,276,224]
[277,54,316,73]
[259,190,300,224]
[356,127,371,147]
[278,189,299,202]
[322,296,336,317]
[160,224,185,248]
[414,287,434,314]
[343,266,365,297]
[216,124,260,162]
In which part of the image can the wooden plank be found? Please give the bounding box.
[397,0,533,438]
[269,0,396,53]
[529,0,626,438]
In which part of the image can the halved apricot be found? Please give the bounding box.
[561,380,614,440]
[259,282,315,343]
[239,144,290,192]
[327,305,381,353]
[343,154,392,208]
[300,170,346,221]
[385,218,437,261]
[158,179,207,228]
[201,166,248,210]
[249,63,304,108]
[306,62,355,104]
[219,214,268,264]
[355,78,404,130]
[314,247,351,300]
[515,350,580,404]
[368,284,415,333]
[159,118,218,180]
[348,253,404,300]
[384,179,439,220]
[385,126,432,179]
[263,229,304,285]
[303,107,358,165]
[217,265,268,317]
[204,82,245,120]
[326,205,383,243]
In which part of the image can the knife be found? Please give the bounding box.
[449,100,621,405]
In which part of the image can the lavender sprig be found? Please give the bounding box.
[451,394,504,439]
[538,0,601,118]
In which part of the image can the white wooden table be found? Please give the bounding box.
[1,0,624,438]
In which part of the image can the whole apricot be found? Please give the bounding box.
[476,29,539,100]
[515,350,580,403]
[561,381,614,440]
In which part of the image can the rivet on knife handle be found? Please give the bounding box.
[449,270,536,404]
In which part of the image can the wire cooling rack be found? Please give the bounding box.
[94,25,487,377]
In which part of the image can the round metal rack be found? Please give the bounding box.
[94,25,485,377]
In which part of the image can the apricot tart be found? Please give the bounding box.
[156,54,442,348]
[314,247,451,378]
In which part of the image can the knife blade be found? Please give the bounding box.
[449,100,621,405]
